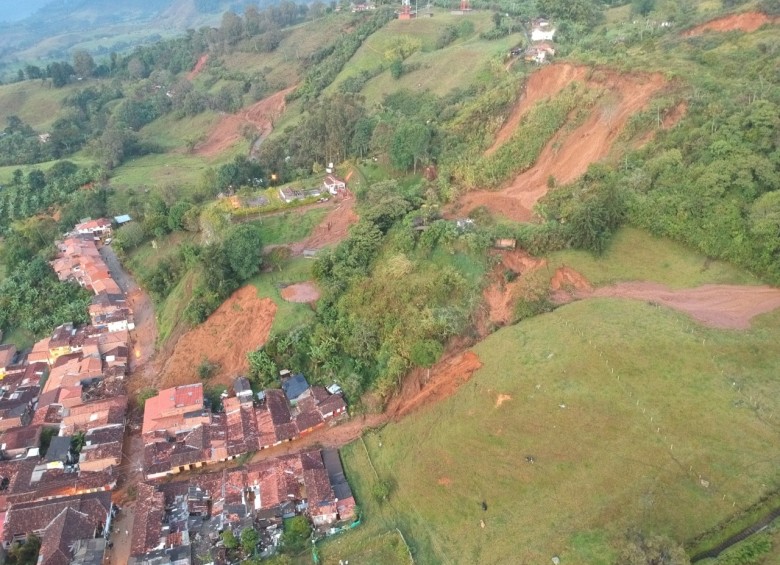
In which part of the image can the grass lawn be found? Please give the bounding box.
[0,153,95,184]
[109,151,233,195]
[0,80,81,131]
[156,270,196,347]
[327,296,780,564]
[139,111,222,151]
[250,257,316,336]
[318,528,414,565]
[248,207,329,246]
[548,227,760,288]
[0,327,36,351]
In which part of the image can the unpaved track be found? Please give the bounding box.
[195,86,295,157]
[683,12,778,37]
[581,282,780,330]
[457,64,667,222]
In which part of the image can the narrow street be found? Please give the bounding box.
[99,244,158,565]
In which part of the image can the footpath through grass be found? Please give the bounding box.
[327,297,780,564]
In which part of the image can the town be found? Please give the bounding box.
[0,216,355,565]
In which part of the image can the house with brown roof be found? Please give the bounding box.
[78,424,124,473]
[0,345,17,379]
[73,218,112,237]
[142,384,205,439]
[2,491,111,549]
[0,425,42,459]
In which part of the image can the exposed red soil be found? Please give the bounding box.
[386,350,483,419]
[683,12,778,37]
[157,286,277,389]
[487,64,589,156]
[194,86,295,157]
[551,266,592,293]
[457,64,667,222]
[187,54,209,81]
[280,281,320,303]
[484,249,549,325]
[579,283,780,330]
[274,192,359,257]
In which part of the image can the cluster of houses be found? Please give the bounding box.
[509,19,557,64]
[130,449,356,563]
[141,374,347,480]
[278,174,347,204]
[0,218,134,565]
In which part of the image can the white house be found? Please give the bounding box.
[323,175,346,195]
[531,20,556,42]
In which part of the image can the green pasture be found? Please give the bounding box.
[250,257,317,336]
[548,227,760,289]
[326,296,780,563]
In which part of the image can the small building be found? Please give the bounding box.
[323,175,346,195]
[279,187,304,204]
[233,376,253,404]
[494,238,517,250]
[0,345,17,379]
[113,214,133,225]
[531,19,556,42]
[74,218,112,238]
[281,374,310,405]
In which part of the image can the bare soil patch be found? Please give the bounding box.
[387,350,483,419]
[187,54,208,81]
[582,283,780,330]
[195,86,295,158]
[487,64,589,156]
[281,281,320,303]
[279,193,359,257]
[683,12,777,37]
[157,286,277,389]
[459,64,667,222]
[484,250,549,326]
[495,394,512,408]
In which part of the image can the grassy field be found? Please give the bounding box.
[248,207,329,246]
[0,80,81,130]
[109,151,229,195]
[326,10,522,104]
[548,227,760,288]
[323,295,780,563]
[250,257,317,336]
[318,528,414,565]
[138,111,223,152]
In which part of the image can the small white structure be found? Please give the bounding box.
[323,175,346,195]
[531,20,556,42]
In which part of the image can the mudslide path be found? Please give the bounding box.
[457,64,666,221]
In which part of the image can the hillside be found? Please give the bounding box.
[1,1,780,563]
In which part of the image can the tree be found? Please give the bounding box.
[281,516,311,554]
[224,224,263,281]
[136,388,158,409]
[72,50,95,78]
[222,529,238,550]
[24,65,43,80]
[248,349,278,388]
[240,527,259,555]
[410,340,443,368]
[390,121,430,173]
[7,533,41,565]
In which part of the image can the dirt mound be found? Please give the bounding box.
[187,54,208,81]
[484,250,549,326]
[551,266,592,292]
[459,64,667,222]
[157,286,277,389]
[195,86,295,158]
[583,283,780,330]
[281,282,320,303]
[683,12,777,37]
[388,350,483,419]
